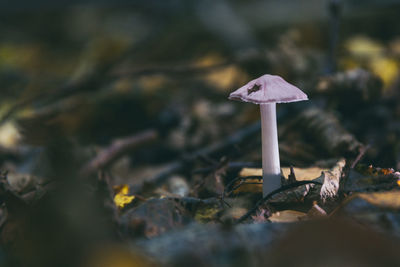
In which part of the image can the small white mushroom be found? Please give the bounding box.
[229,74,308,196]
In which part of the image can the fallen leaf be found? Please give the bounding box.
[234,167,326,194]
[342,36,398,88]
[113,184,135,209]
[193,53,225,68]
[360,165,396,177]
[239,167,326,181]
[345,36,384,58]
[369,57,398,88]
[204,65,248,92]
[320,159,345,201]
[194,205,222,223]
[268,210,307,223]
[231,177,262,194]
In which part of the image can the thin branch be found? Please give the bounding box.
[350,144,370,169]
[81,129,158,176]
[131,122,261,194]
[235,180,322,224]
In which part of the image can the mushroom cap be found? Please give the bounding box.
[229,74,308,104]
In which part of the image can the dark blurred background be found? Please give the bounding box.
[1,0,400,164]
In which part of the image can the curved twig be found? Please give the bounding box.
[222,176,262,204]
[235,180,322,224]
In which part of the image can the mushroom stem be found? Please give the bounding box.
[260,103,281,196]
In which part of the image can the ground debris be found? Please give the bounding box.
[344,167,399,193]
[291,107,363,156]
[120,198,192,239]
[137,222,288,267]
[1,4,400,266]
[320,158,345,201]
[333,190,400,237]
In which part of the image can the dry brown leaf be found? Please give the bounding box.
[231,177,263,194]
[320,158,345,201]
[234,167,326,194]
[268,210,307,223]
[239,167,326,181]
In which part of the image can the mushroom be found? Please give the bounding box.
[229,74,308,196]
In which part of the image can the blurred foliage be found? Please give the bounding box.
[341,36,400,88]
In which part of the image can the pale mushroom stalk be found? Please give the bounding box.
[229,74,308,196]
[260,103,281,193]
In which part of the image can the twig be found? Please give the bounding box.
[350,144,370,169]
[288,166,297,183]
[131,122,261,194]
[81,129,158,176]
[186,121,261,161]
[235,180,322,224]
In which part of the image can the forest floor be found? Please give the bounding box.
[1,2,400,266]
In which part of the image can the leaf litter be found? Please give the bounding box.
[1,4,400,266]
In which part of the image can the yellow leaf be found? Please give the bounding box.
[193,53,225,68]
[342,36,399,89]
[359,165,395,176]
[204,65,248,91]
[345,36,384,58]
[369,57,398,88]
[113,184,135,209]
[113,184,129,195]
[137,74,169,93]
[339,58,359,70]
